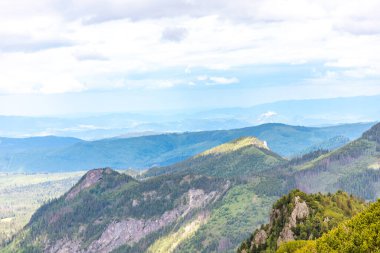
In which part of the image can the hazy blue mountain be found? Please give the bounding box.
[0,122,374,173]
[0,136,82,152]
[200,95,380,126]
[1,96,379,140]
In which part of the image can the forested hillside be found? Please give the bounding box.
[293,122,380,200]
[1,169,233,252]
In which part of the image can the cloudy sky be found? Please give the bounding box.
[0,0,380,116]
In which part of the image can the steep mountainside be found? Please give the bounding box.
[145,137,286,178]
[0,123,373,173]
[1,169,231,253]
[238,190,367,253]
[292,122,380,200]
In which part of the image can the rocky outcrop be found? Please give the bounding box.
[238,190,367,253]
[277,196,309,246]
[248,195,310,250]
[253,229,268,245]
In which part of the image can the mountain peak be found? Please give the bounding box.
[66,168,112,200]
[197,136,269,157]
[65,168,133,200]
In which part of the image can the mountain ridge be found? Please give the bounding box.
[1,122,373,173]
[144,136,286,179]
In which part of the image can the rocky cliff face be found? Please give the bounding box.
[276,196,309,247]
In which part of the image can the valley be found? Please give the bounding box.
[0,172,84,245]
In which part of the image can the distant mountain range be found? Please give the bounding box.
[4,122,380,252]
[1,95,379,140]
[0,122,374,173]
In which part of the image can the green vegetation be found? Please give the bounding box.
[176,184,277,253]
[334,169,380,200]
[288,150,330,166]
[292,123,380,200]
[2,122,380,252]
[290,199,380,252]
[276,240,310,253]
[238,190,367,253]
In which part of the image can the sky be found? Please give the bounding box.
[0,0,380,116]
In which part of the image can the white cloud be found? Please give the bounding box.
[258,111,278,123]
[0,0,379,96]
[208,77,239,85]
[261,111,277,118]
[73,51,108,61]
[196,75,239,85]
[197,75,208,81]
